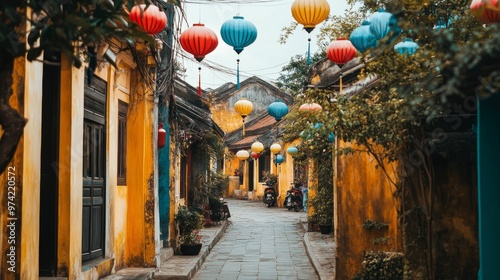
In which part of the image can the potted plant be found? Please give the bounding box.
[312,187,333,234]
[175,206,205,255]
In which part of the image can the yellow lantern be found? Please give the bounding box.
[291,0,330,33]
[236,150,250,160]
[251,140,264,153]
[270,143,282,155]
[234,98,253,136]
[234,98,253,117]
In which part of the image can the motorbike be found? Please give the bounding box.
[285,184,303,212]
[263,184,277,207]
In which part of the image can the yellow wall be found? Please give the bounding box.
[334,141,400,279]
[211,103,244,133]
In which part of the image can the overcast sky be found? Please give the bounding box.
[178,0,350,89]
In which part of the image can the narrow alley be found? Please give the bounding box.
[192,198,318,280]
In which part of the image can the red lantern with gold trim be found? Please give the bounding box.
[129,4,167,35]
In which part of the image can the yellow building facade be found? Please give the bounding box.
[0,45,163,279]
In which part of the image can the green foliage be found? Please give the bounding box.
[311,186,333,225]
[0,0,156,71]
[191,171,229,207]
[175,206,204,244]
[363,219,389,230]
[354,251,404,280]
[262,171,278,187]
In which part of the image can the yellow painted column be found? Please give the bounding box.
[20,54,44,280]
[307,158,317,217]
[125,70,157,267]
[57,55,85,279]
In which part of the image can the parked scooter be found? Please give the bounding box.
[285,183,303,212]
[263,184,277,207]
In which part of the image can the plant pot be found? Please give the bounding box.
[180,243,202,255]
[318,224,332,234]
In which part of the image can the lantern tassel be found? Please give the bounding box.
[198,67,202,96]
[242,117,246,137]
[339,72,343,95]
[237,58,240,89]
[307,37,311,65]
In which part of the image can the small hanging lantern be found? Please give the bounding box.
[328,132,335,143]
[275,154,285,165]
[236,150,250,160]
[291,0,330,65]
[234,98,253,137]
[299,103,322,112]
[220,16,258,89]
[158,123,166,148]
[349,20,378,53]
[251,140,264,153]
[129,4,167,35]
[369,9,401,42]
[394,38,419,55]
[251,151,260,160]
[268,100,289,121]
[270,143,282,155]
[326,38,357,94]
[470,0,500,23]
[287,146,298,155]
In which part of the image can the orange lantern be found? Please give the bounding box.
[129,4,167,35]
[326,38,357,94]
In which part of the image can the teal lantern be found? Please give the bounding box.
[287,146,298,155]
[328,132,335,143]
[220,16,258,89]
[268,100,289,121]
[350,20,378,53]
[369,9,401,42]
[394,38,419,55]
[275,154,285,164]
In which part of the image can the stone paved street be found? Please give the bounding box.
[192,198,319,280]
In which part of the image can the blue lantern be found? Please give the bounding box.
[287,146,298,155]
[328,132,335,143]
[349,20,378,53]
[275,154,284,164]
[394,38,419,55]
[369,9,401,42]
[268,100,289,121]
[220,16,258,89]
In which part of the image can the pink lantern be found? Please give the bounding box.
[299,103,322,112]
[470,0,500,23]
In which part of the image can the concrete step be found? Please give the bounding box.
[99,268,155,280]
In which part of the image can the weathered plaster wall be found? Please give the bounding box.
[0,55,43,279]
[125,69,157,267]
[57,55,85,279]
[335,141,400,280]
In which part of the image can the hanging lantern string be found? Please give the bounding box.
[237,58,241,89]
[307,37,311,65]
[198,67,202,96]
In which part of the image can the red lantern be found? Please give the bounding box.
[470,0,500,23]
[326,38,357,94]
[326,38,357,66]
[158,123,166,148]
[180,23,219,62]
[129,4,167,35]
[251,152,260,160]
